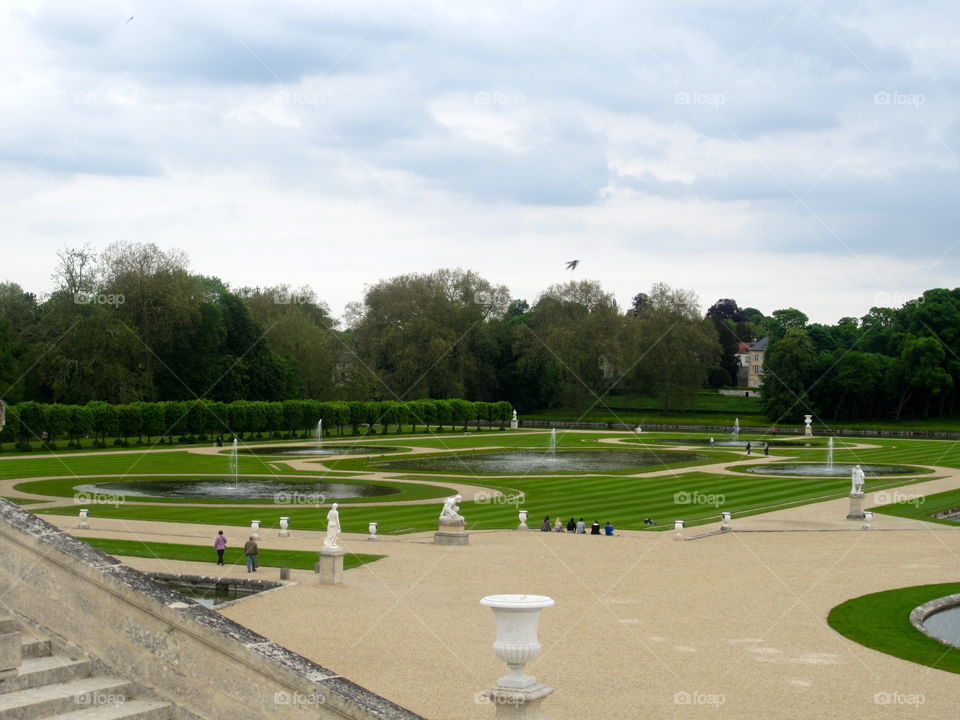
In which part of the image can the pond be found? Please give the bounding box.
[147,573,280,608]
[75,477,398,500]
[371,449,703,475]
[922,605,960,649]
[742,463,917,477]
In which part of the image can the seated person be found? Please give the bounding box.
[643,517,656,525]
[604,521,614,536]
[590,521,601,535]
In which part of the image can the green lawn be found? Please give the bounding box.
[828,583,960,674]
[13,430,956,535]
[79,537,383,571]
[871,487,960,527]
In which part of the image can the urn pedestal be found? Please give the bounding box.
[846,493,865,520]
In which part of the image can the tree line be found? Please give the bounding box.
[0,241,956,425]
[0,398,515,451]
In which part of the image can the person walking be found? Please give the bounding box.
[214,530,227,565]
[541,515,552,532]
[243,535,258,573]
[575,518,586,534]
[566,517,576,532]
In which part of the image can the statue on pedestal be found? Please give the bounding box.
[323,503,341,549]
[851,465,865,495]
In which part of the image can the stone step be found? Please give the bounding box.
[34,699,171,720]
[0,676,132,720]
[0,656,91,694]
[18,639,49,662]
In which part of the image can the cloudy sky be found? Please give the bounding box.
[2,0,958,323]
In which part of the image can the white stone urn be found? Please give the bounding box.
[251,520,260,531]
[721,511,732,531]
[279,517,289,537]
[673,519,684,541]
[518,509,528,530]
[368,522,378,540]
[863,511,873,530]
[480,594,554,689]
[78,508,89,529]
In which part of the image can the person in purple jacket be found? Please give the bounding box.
[214,530,227,565]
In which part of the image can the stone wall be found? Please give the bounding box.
[0,499,427,720]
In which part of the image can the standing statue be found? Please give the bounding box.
[323,503,341,549]
[851,465,865,495]
[440,494,465,522]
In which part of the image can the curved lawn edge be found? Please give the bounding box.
[827,582,960,674]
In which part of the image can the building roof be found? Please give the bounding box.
[749,336,769,352]
[735,342,752,355]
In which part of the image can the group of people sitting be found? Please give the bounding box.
[541,516,615,535]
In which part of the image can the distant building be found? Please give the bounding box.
[735,341,753,387]
[746,336,769,388]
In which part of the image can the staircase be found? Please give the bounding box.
[0,620,171,720]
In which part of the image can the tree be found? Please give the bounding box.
[761,329,817,423]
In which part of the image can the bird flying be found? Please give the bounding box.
[565,260,579,270]
[126,13,138,24]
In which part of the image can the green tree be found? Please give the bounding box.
[761,329,817,423]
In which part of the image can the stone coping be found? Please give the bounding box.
[909,592,960,649]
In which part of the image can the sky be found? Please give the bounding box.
[1,0,958,324]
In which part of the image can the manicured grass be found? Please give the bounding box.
[871,488,960,527]
[828,583,960,674]
[1,496,45,505]
[19,430,960,535]
[80,537,383,571]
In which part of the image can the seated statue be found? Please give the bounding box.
[439,494,465,523]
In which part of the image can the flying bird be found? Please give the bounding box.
[125,13,138,24]
[565,260,579,270]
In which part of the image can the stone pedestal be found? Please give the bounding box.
[435,518,469,545]
[0,612,21,680]
[77,509,89,529]
[846,492,865,520]
[510,419,518,430]
[480,684,553,720]
[317,547,346,584]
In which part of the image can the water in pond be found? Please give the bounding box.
[238,445,398,456]
[75,478,397,500]
[150,576,274,608]
[743,463,916,477]
[922,605,960,649]
[372,450,703,474]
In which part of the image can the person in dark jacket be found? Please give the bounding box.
[590,521,601,535]
[243,535,258,572]
[566,517,576,532]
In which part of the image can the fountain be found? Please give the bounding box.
[826,436,834,471]
[731,418,740,442]
[229,438,239,496]
[316,420,323,451]
[549,428,557,457]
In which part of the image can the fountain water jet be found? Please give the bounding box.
[826,436,834,471]
[731,418,740,442]
[316,420,323,451]
[549,428,557,457]
[230,438,239,496]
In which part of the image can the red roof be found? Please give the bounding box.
[736,342,752,354]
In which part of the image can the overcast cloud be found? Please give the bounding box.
[1,0,958,322]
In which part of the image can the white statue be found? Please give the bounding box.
[512,410,517,422]
[440,494,464,522]
[851,465,865,495]
[323,503,341,549]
